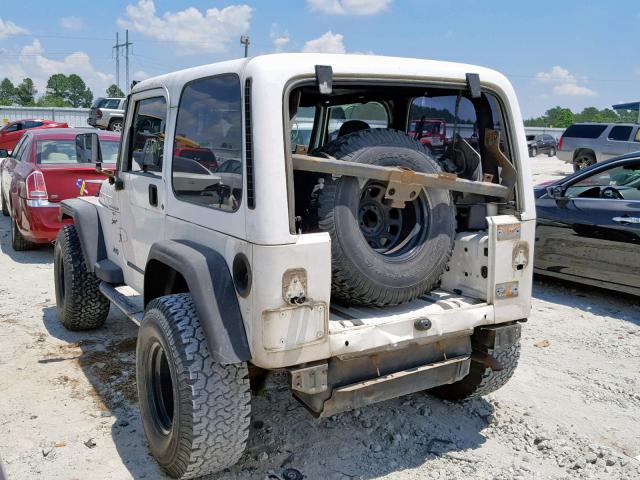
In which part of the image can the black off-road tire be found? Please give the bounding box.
[54,225,110,330]
[1,188,8,216]
[315,128,456,307]
[430,340,521,400]
[137,293,251,479]
[11,217,35,251]
[109,119,123,132]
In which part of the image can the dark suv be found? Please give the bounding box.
[527,134,557,157]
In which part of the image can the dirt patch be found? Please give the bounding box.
[77,337,138,410]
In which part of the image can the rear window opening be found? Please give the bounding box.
[286,81,516,237]
[563,124,607,139]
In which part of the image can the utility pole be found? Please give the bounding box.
[112,30,133,94]
[113,32,120,91]
[125,29,130,93]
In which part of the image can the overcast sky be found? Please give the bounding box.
[0,0,637,117]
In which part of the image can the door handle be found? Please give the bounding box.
[148,184,158,207]
[612,216,640,225]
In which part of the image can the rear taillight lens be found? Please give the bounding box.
[96,108,103,119]
[558,136,564,150]
[26,171,48,199]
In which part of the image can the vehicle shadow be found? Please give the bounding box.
[0,215,54,265]
[41,302,493,480]
[41,305,169,479]
[533,275,639,327]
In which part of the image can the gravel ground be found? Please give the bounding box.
[1,156,639,480]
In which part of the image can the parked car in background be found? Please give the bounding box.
[87,97,127,131]
[409,118,447,151]
[0,119,68,152]
[557,122,640,171]
[527,134,557,157]
[0,128,120,250]
[534,153,640,295]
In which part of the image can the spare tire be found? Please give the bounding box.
[316,128,456,307]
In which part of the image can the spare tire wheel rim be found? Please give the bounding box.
[147,341,175,435]
[357,180,429,259]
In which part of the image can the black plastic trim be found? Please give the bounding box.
[145,240,251,364]
[232,252,252,298]
[127,260,145,275]
[95,259,125,284]
[60,199,106,273]
[244,77,255,208]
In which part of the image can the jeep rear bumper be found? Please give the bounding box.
[291,322,522,416]
[318,356,470,417]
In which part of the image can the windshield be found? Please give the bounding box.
[37,139,119,164]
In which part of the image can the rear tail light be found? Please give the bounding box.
[96,108,103,119]
[26,171,48,199]
[558,136,564,151]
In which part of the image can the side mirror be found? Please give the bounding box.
[546,185,565,199]
[0,149,8,158]
[75,133,102,163]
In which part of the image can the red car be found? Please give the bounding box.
[409,118,447,151]
[0,119,69,152]
[0,128,120,250]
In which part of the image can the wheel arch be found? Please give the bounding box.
[59,198,107,272]
[572,148,595,161]
[108,117,123,127]
[145,240,251,365]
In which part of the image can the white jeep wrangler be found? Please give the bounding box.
[54,54,534,479]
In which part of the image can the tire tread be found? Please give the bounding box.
[55,225,109,330]
[142,294,251,479]
[431,341,521,400]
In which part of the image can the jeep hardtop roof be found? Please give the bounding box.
[131,53,516,108]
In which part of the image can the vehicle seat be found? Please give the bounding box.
[44,152,70,164]
[338,120,370,137]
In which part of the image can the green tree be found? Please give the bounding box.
[574,107,600,123]
[15,78,37,106]
[0,78,16,105]
[523,116,547,127]
[44,73,93,108]
[36,95,72,108]
[525,105,638,127]
[595,108,618,123]
[545,107,575,128]
[106,84,124,98]
[66,74,93,107]
[46,73,69,98]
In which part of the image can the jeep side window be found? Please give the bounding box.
[126,96,167,175]
[172,74,242,212]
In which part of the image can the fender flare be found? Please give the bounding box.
[145,240,251,365]
[60,198,106,272]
